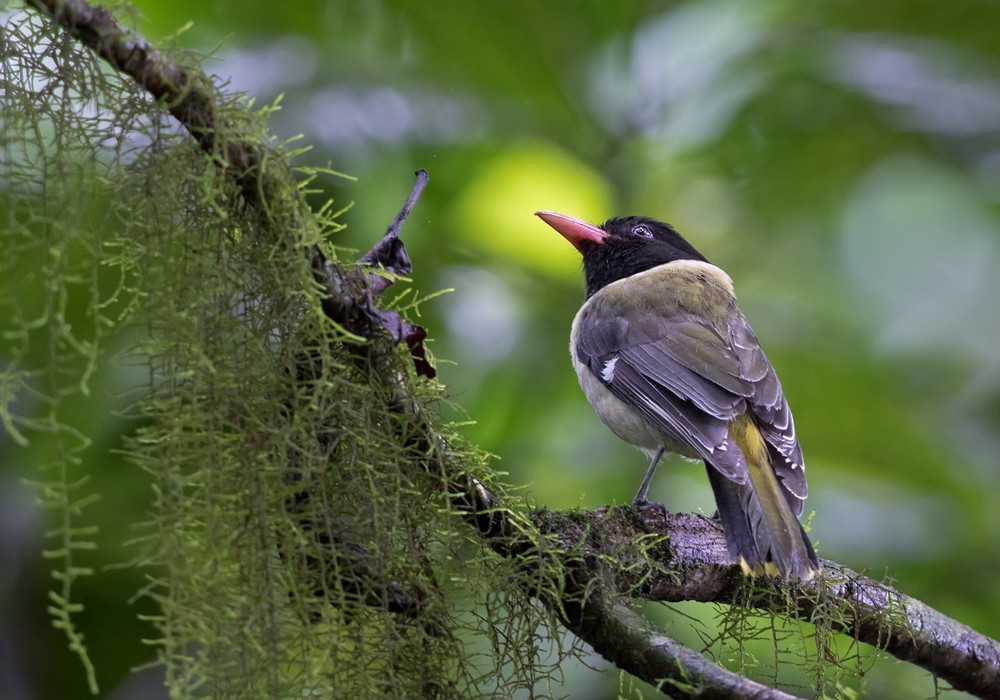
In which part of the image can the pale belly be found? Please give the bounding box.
[574,360,700,461]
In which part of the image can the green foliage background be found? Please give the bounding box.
[2,0,1000,698]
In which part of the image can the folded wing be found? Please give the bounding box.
[574,297,807,514]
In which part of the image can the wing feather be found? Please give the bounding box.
[574,280,807,507]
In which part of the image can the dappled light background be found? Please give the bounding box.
[3,0,1000,698]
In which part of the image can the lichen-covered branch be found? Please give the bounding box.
[26,0,254,201]
[26,0,435,378]
[564,601,801,700]
[22,1,1000,698]
[530,508,1000,699]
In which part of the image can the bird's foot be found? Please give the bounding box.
[631,497,667,527]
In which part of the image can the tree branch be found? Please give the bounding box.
[25,1,1000,697]
[27,0,435,378]
[26,0,258,203]
[528,508,1000,699]
[565,601,801,700]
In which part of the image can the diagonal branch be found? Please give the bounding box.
[26,0,258,203]
[564,601,801,700]
[538,508,1000,699]
[25,1,1000,698]
[27,0,435,378]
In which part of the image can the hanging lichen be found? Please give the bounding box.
[0,4,571,697]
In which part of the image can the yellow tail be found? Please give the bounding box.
[707,415,818,581]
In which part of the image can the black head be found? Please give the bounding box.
[536,212,709,298]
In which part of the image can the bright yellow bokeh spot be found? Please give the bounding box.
[452,141,614,276]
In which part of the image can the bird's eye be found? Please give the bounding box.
[632,224,653,238]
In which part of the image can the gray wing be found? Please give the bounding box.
[575,304,808,512]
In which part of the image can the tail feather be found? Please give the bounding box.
[706,416,818,580]
[706,466,763,565]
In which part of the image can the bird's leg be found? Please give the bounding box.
[632,446,665,507]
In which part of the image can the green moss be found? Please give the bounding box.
[0,10,570,698]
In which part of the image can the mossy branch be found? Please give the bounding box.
[522,509,1000,699]
[26,0,434,378]
[25,0,263,207]
[22,1,1000,698]
[565,601,801,700]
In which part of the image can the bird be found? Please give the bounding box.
[535,210,818,580]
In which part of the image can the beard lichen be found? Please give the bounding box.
[0,7,572,697]
[686,566,902,699]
